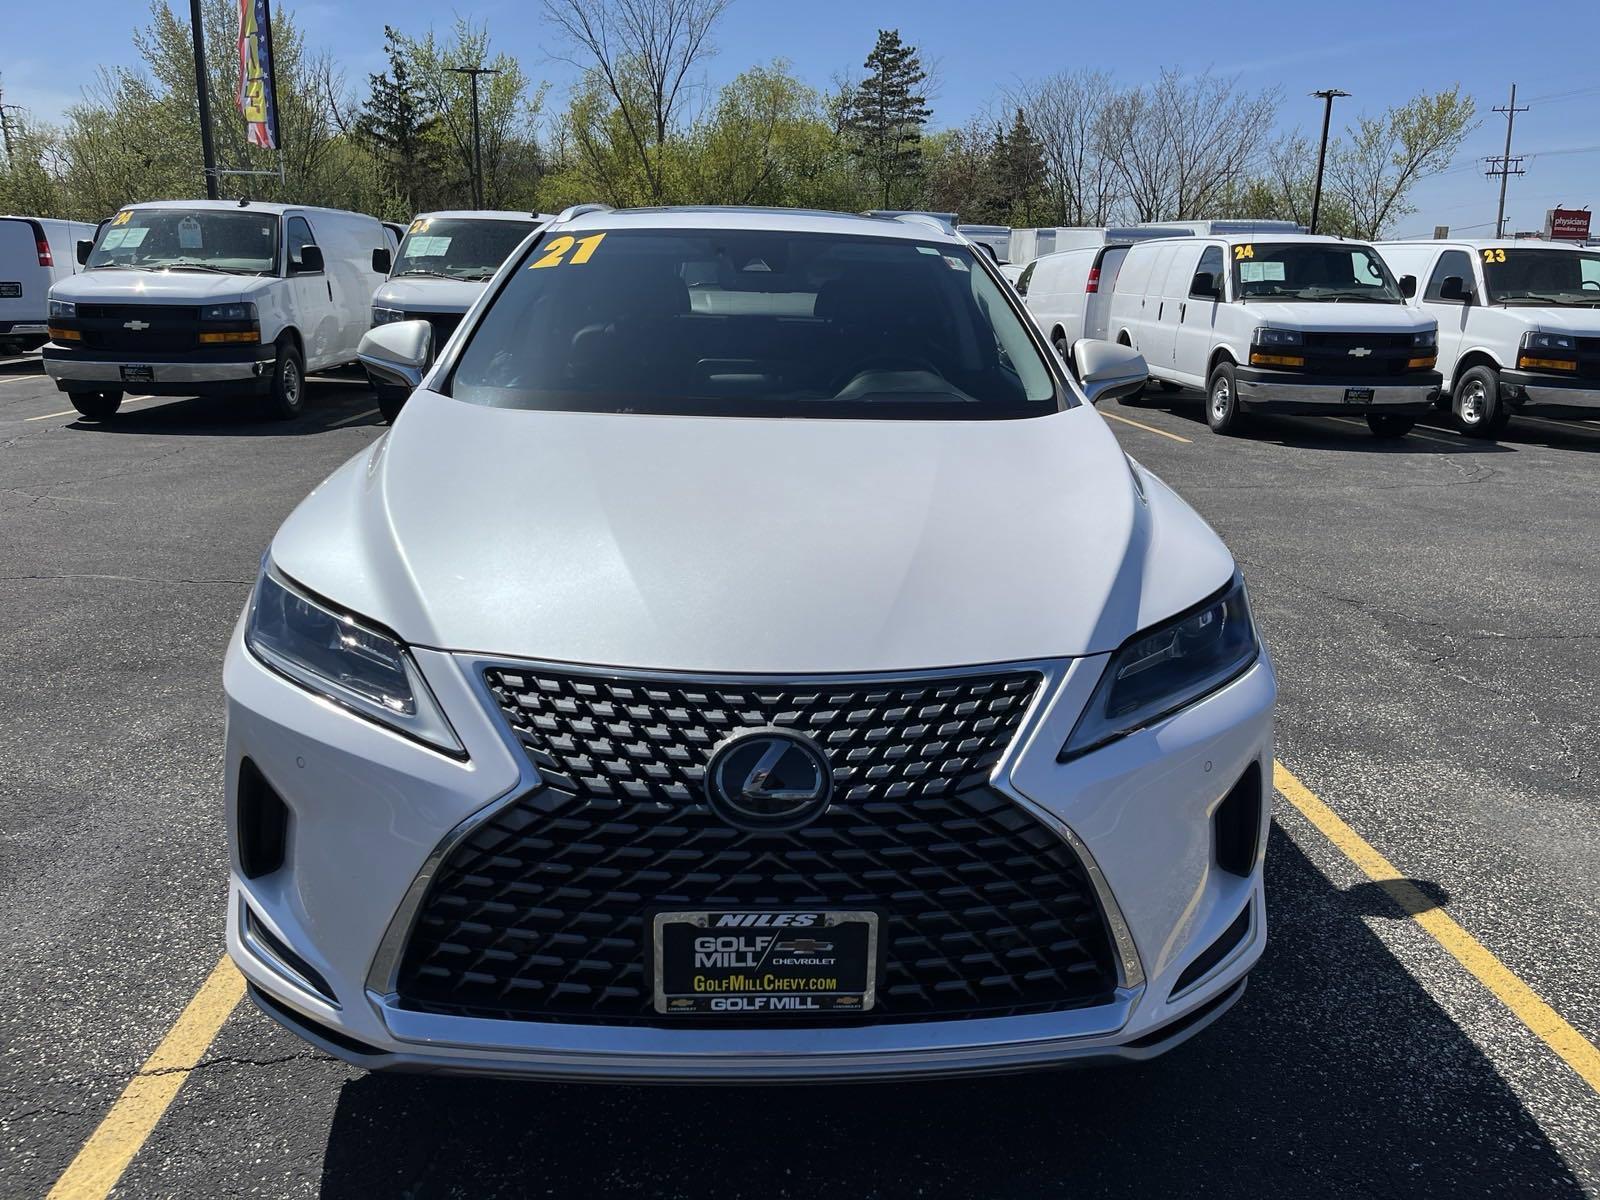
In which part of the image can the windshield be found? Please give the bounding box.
[1232,242,1403,303]
[1481,248,1600,306]
[88,208,278,275]
[392,218,535,281]
[447,227,1061,420]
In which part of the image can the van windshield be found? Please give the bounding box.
[392,218,535,282]
[1481,248,1600,307]
[88,208,278,275]
[447,227,1062,420]
[1233,243,1403,303]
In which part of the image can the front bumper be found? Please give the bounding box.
[224,626,1276,1083]
[42,344,276,396]
[1235,367,1441,414]
[1500,370,1600,413]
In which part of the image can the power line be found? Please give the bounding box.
[1484,83,1528,238]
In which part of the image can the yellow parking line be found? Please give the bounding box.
[0,373,40,385]
[1102,411,1193,444]
[46,957,244,1200]
[25,408,76,421]
[1274,760,1600,1095]
[328,407,378,428]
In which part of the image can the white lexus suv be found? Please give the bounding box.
[224,205,1276,1081]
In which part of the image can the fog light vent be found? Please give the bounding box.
[1213,761,1262,877]
[1171,903,1251,997]
[237,758,288,879]
[244,904,337,1005]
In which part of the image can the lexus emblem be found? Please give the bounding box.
[1347,346,1371,357]
[705,727,832,831]
[124,319,150,331]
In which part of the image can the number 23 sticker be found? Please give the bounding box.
[1482,248,1506,264]
[529,233,607,269]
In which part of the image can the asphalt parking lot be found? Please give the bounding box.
[2,357,1597,1198]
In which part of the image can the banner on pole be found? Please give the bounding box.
[236,0,279,150]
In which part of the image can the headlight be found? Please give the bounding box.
[1524,331,1575,352]
[244,563,464,756]
[200,301,257,322]
[1254,327,1302,347]
[371,306,405,325]
[1059,576,1259,762]
[1412,329,1437,349]
[49,299,75,318]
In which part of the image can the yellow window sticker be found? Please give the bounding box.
[111,210,133,226]
[1233,244,1255,260]
[529,232,606,269]
[1481,248,1506,264]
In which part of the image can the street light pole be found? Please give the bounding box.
[447,65,501,209]
[189,0,220,200]
[1308,88,1349,235]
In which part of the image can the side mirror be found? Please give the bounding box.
[293,244,324,274]
[358,320,434,394]
[1074,338,1148,405]
[1190,271,1222,300]
[372,246,392,275]
[1438,275,1471,303]
[77,239,94,266]
[1399,274,1417,299]
[976,242,1000,265]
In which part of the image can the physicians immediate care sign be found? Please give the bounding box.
[236,0,280,150]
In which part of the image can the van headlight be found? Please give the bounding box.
[200,302,257,322]
[1254,327,1302,347]
[371,306,405,325]
[1412,329,1437,349]
[1059,576,1259,761]
[1524,331,1575,352]
[49,299,75,318]
[244,563,464,756]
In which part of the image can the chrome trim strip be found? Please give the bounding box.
[365,652,1147,1035]
[1234,378,1438,407]
[42,356,272,384]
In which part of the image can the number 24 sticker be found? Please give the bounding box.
[1482,248,1506,264]
[529,233,606,269]
[1233,244,1255,260]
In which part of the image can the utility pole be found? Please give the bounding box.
[1308,88,1350,235]
[189,0,220,199]
[1485,83,1528,238]
[447,66,501,209]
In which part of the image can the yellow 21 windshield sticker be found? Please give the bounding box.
[1482,248,1506,264]
[529,233,607,269]
[1233,244,1255,260]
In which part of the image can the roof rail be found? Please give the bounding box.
[864,210,957,235]
[554,203,612,223]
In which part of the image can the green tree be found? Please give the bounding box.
[1329,87,1477,238]
[357,26,439,216]
[992,108,1047,224]
[843,29,931,209]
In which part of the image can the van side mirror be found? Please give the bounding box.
[372,247,392,275]
[1190,271,1222,300]
[1399,274,1417,299]
[1438,275,1471,303]
[1074,338,1148,405]
[77,239,94,266]
[293,244,324,274]
[358,320,434,395]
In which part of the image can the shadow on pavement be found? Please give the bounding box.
[60,382,384,437]
[315,827,1585,1199]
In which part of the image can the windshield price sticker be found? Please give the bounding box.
[528,232,607,269]
[407,235,451,258]
[1483,248,1507,264]
[178,216,204,249]
[1233,244,1255,260]
[653,910,879,1015]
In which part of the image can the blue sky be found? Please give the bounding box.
[4,0,1597,236]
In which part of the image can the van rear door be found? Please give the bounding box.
[0,218,50,336]
[1143,243,1203,371]
[1085,245,1131,341]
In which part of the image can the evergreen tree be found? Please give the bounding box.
[843,29,931,209]
[357,26,436,213]
[993,107,1047,224]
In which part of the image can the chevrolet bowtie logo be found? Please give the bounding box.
[123,320,150,331]
[1348,347,1371,357]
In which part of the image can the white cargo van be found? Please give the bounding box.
[44,200,389,421]
[1108,234,1442,436]
[367,210,545,420]
[0,216,98,353]
[1376,238,1600,436]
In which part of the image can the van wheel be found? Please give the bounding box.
[261,342,305,421]
[1052,333,1078,379]
[1206,362,1246,435]
[1366,414,1414,438]
[68,390,123,420]
[1453,365,1508,437]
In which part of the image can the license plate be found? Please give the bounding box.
[120,364,155,384]
[0,282,20,298]
[652,910,878,1016]
[1343,386,1375,404]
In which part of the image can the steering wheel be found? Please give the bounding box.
[830,354,943,394]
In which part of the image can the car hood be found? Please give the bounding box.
[372,277,487,313]
[1241,300,1433,333]
[271,394,1235,673]
[1501,307,1600,336]
[49,268,269,305]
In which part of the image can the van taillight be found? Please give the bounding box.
[1085,266,1100,294]
[36,236,53,268]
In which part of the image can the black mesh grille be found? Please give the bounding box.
[74,304,201,353]
[393,665,1119,1026]
[1294,331,1419,377]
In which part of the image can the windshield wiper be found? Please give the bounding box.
[161,262,234,274]
[1495,292,1595,307]
[395,268,456,280]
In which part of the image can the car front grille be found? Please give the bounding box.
[73,304,201,353]
[1295,331,1419,377]
[393,664,1120,1026]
